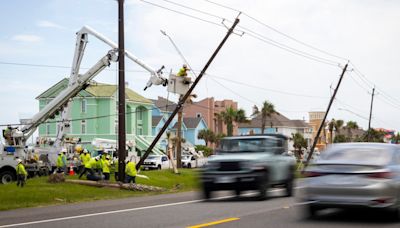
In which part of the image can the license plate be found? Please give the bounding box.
[215,176,235,184]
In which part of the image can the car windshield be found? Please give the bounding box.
[217,138,283,153]
[147,156,157,160]
[182,156,190,160]
[320,146,393,165]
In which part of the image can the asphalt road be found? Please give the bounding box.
[1,186,400,228]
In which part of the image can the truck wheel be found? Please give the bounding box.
[305,205,318,219]
[284,177,294,197]
[235,189,241,197]
[203,187,212,199]
[0,171,16,184]
[157,165,161,170]
[188,163,192,169]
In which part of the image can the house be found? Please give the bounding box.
[238,113,312,151]
[36,79,158,153]
[183,97,239,136]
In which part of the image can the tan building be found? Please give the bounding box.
[308,111,327,151]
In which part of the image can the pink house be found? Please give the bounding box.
[184,97,239,136]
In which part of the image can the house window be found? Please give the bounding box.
[196,113,202,118]
[81,99,87,113]
[81,120,86,134]
[137,109,143,121]
[46,124,50,135]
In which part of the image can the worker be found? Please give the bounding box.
[102,155,111,181]
[177,64,189,77]
[79,155,95,179]
[96,156,103,175]
[79,149,89,174]
[125,160,137,184]
[56,149,67,173]
[16,159,27,187]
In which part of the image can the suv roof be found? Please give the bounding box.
[224,134,288,140]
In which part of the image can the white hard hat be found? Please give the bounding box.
[83,149,88,153]
[16,158,22,163]
[95,156,100,161]
[183,64,188,68]
[61,148,67,153]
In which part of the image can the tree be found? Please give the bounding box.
[363,129,385,142]
[197,129,215,146]
[252,100,278,134]
[333,134,347,143]
[292,133,308,162]
[345,121,359,142]
[216,106,249,136]
[328,119,344,143]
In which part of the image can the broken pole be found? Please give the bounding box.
[137,17,241,170]
[304,63,348,169]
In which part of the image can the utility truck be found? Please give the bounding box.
[0,26,188,184]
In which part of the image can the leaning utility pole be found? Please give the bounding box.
[117,0,126,182]
[137,16,241,170]
[176,97,183,168]
[367,86,375,142]
[304,63,348,168]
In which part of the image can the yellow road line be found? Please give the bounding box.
[187,217,240,228]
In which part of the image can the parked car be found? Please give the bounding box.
[143,155,170,170]
[181,155,207,168]
[200,134,296,200]
[301,143,400,219]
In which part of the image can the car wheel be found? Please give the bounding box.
[157,165,161,170]
[284,177,294,197]
[203,187,212,199]
[258,180,268,200]
[235,189,241,197]
[305,205,318,219]
[0,171,16,184]
[188,163,192,169]
[388,206,400,221]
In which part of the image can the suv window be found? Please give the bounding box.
[217,137,285,154]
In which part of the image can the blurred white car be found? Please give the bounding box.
[143,155,170,170]
[181,155,207,168]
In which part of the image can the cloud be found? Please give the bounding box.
[12,34,42,43]
[36,20,65,29]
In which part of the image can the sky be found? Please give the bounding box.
[1,0,400,136]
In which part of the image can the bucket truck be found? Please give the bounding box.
[0,26,182,184]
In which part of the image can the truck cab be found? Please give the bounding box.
[200,134,296,199]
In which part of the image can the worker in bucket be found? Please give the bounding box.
[177,64,191,85]
[16,158,27,187]
[125,160,137,184]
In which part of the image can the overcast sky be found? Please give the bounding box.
[1,0,400,135]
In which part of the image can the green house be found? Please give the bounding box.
[36,79,159,152]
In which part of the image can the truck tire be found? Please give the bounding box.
[157,165,162,170]
[187,163,192,169]
[0,171,16,184]
[203,187,212,200]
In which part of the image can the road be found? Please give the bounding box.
[0,186,399,228]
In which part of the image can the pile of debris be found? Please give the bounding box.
[66,179,165,192]
[48,173,66,183]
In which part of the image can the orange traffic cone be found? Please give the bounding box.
[69,164,75,176]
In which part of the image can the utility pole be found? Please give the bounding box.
[304,63,348,168]
[117,0,126,182]
[137,16,241,170]
[367,87,375,142]
[176,96,183,168]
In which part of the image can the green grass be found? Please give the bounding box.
[0,169,200,211]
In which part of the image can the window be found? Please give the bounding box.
[81,99,87,113]
[46,124,50,135]
[81,120,86,134]
[196,113,202,118]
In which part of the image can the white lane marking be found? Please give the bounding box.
[0,187,303,228]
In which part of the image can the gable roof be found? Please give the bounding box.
[150,96,177,112]
[238,113,310,128]
[152,116,164,127]
[183,117,205,129]
[36,78,152,104]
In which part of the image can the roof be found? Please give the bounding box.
[152,116,164,127]
[36,78,152,104]
[238,113,310,128]
[183,117,204,129]
[150,96,177,112]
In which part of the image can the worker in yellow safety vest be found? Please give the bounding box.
[56,149,67,173]
[102,155,111,180]
[125,160,137,184]
[16,159,27,187]
[79,154,95,179]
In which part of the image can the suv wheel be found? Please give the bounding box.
[203,187,212,199]
[258,180,268,200]
[187,163,192,169]
[305,205,318,219]
[0,171,16,184]
[157,165,161,170]
[284,177,294,197]
[235,189,241,197]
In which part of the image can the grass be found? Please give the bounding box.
[0,169,200,211]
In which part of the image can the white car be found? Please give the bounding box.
[182,155,207,168]
[143,155,170,170]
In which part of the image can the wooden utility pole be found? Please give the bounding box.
[367,87,375,142]
[137,17,241,170]
[304,63,348,168]
[176,100,183,168]
[117,0,126,182]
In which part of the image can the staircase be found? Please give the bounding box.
[135,135,165,155]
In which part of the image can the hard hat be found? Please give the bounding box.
[83,149,88,153]
[95,157,100,161]
[106,155,110,160]
[183,64,188,68]
[16,158,22,163]
[61,148,67,153]
[75,145,83,153]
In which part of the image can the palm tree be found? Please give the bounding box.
[345,121,359,142]
[252,100,278,134]
[216,106,248,136]
[328,119,344,143]
[197,129,215,146]
[292,133,307,162]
